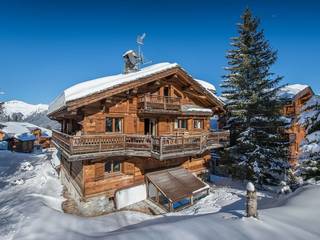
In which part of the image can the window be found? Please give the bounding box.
[106,118,113,132]
[105,118,123,133]
[115,118,122,132]
[105,160,121,174]
[194,119,204,129]
[174,119,188,129]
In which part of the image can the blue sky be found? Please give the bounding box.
[0,0,319,104]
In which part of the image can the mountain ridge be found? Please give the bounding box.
[0,100,59,129]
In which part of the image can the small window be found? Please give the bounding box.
[175,119,188,129]
[105,160,121,174]
[106,118,113,132]
[194,119,204,129]
[115,118,122,132]
[105,117,123,133]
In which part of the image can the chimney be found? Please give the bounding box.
[123,50,139,74]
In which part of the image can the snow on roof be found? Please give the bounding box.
[195,79,216,93]
[14,132,36,141]
[48,62,179,114]
[0,122,52,139]
[181,105,213,114]
[194,79,226,107]
[277,84,309,100]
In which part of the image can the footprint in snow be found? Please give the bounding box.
[12,179,25,185]
[20,162,34,171]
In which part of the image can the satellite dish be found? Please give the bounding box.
[137,33,146,45]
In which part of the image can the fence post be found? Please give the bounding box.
[246,182,258,218]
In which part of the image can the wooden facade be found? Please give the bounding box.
[282,86,314,166]
[49,64,228,208]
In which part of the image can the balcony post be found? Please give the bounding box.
[70,137,74,154]
[160,137,163,155]
[144,94,147,109]
[182,136,184,152]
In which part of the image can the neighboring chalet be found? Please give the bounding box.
[0,122,52,152]
[48,61,229,212]
[278,84,314,166]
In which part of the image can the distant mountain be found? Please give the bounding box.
[0,100,59,130]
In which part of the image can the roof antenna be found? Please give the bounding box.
[136,33,152,68]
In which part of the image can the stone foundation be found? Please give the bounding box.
[60,168,115,216]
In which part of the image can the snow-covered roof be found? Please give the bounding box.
[48,62,179,114]
[195,79,216,93]
[181,105,213,114]
[0,122,52,140]
[277,84,309,100]
[14,132,36,141]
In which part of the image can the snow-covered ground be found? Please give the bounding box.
[0,150,319,240]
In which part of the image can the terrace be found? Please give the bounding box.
[52,130,229,161]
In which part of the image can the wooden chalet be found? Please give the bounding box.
[48,61,229,212]
[279,84,314,166]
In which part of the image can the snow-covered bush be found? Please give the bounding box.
[298,95,320,180]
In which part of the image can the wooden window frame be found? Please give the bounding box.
[193,119,204,129]
[104,160,122,175]
[105,117,123,133]
[174,119,188,130]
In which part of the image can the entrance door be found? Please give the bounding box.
[144,118,157,136]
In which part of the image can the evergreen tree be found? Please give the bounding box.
[298,95,320,180]
[221,9,289,185]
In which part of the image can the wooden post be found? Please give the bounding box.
[156,189,160,203]
[190,195,194,205]
[246,182,258,218]
[169,202,173,212]
[160,137,163,155]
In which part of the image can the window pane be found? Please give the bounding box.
[174,119,178,129]
[104,161,112,173]
[194,120,202,129]
[106,118,113,132]
[113,161,121,172]
[115,118,122,132]
[181,120,187,129]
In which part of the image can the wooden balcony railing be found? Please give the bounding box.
[52,130,230,160]
[138,94,181,112]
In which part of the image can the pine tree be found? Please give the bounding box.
[221,8,289,185]
[298,95,320,180]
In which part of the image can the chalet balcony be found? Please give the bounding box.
[52,130,229,161]
[138,94,181,114]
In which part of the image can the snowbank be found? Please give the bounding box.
[1,151,320,240]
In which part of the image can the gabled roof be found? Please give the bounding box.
[195,79,216,93]
[48,62,224,115]
[277,84,311,100]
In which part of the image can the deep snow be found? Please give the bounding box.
[0,150,319,240]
